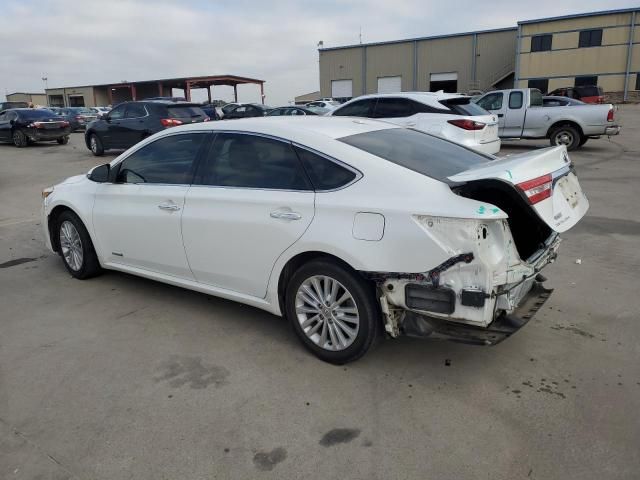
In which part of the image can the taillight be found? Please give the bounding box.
[28,122,44,128]
[62,121,69,127]
[160,118,183,127]
[447,119,486,130]
[517,174,553,205]
[607,108,614,122]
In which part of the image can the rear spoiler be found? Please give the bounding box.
[440,97,472,106]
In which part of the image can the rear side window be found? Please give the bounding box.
[509,91,523,109]
[168,106,205,119]
[198,133,311,190]
[116,133,206,184]
[372,98,415,118]
[339,128,489,181]
[295,147,357,191]
[332,99,374,117]
[530,89,543,107]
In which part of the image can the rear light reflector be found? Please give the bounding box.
[517,174,553,205]
[447,119,486,130]
[607,108,614,122]
[160,118,183,127]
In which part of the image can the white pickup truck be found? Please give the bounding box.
[474,88,619,150]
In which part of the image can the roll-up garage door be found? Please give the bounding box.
[331,80,353,98]
[430,72,458,93]
[377,76,402,93]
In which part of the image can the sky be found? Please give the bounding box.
[0,0,637,105]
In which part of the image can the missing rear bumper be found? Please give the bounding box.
[402,281,553,345]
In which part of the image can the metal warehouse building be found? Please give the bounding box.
[319,7,640,102]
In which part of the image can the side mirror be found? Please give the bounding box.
[88,163,110,183]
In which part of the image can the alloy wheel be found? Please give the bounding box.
[59,220,84,271]
[554,131,573,146]
[90,136,98,153]
[295,275,360,351]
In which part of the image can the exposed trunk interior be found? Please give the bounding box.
[453,180,552,260]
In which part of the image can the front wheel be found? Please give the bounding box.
[285,259,381,364]
[549,125,580,151]
[12,130,28,148]
[57,136,69,145]
[56,211,102,279]
[89,133,104,156]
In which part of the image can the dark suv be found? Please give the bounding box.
[85,100,209,156]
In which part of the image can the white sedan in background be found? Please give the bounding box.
[42,117,587,363]
[329,92,501,154]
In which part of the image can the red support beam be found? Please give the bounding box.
[207,86,211,104]
[158,82,163,96]
[131,84,137,101]
[260,82,265,105]
[107,87,113,106]
[233,84,238,102]
[185,81,191,101]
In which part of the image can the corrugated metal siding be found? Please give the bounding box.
[365,43,414,93]
[476,29,517,90]
[320,48,363,98]
[416,35,473,91]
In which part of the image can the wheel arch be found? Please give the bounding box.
[47,204,98,257]
[275,250,371,316]
[546,120,584,139]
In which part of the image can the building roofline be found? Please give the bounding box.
[46,74,265,91]
[518,7,640,25]
[318,26,517,52]
[7,92,46,96]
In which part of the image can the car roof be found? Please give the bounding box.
[166,115,397,140]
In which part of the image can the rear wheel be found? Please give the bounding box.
[549,124,580,151]
[12,130,27,148]
[285,259,381,364]
[56,211,101,279]
[57,136,69,145]
[89,133,104,156]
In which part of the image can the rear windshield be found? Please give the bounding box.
[441,100,489,116]
[19,109,60,119]
[167,106,206,119]
[339,128,490,181]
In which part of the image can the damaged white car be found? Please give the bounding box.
[42,117,588,364]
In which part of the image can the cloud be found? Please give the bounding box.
[0,0,636,105]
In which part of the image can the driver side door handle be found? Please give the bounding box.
[158,202,180,212]
[270,210,302,220]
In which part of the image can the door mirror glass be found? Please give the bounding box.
[88,163,110,183]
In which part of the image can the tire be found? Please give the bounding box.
[285,258,381,364]
[89,133,104,156]
[56,210,102,279]
[549,124,580,151]
[578,136,588,147]
[12,130,28,148]
[57,136,69,145]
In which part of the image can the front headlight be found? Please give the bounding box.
[42,186,54,200]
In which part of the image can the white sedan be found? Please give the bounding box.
[42,117,588,363]
[329,92,501,154]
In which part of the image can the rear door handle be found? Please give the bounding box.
[158,202,180,211]
[270,211,301,220]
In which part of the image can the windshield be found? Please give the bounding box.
[339,128,491,181]
[167,106,206,118]
[19,109,60,119]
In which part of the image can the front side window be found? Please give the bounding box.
[476,92,503,111]
[579,29,602,48]
[509,91,523,109]
[108,105,126,120]
[332,99,374,117]
[198,133,311,190]
[116,133,205,184]
[294,147,356,191]
[531,34,552,52]
[372,98,415,118]
[340,128,489,182]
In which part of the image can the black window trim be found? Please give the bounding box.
[109,130,213,186]
[191,130,314,193]
[292,142,363,192]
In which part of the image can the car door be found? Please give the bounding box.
[182,132,315,298]
[118,103,149,147]
[0,111,11,141]
[101,104,126,147]
[476,92,507,134]
[92,132,209,278]
[502,90,526,137]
